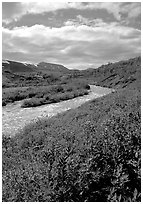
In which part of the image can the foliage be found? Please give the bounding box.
[21,89,89,108]
[2,81,90,107]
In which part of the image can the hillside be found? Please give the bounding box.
[70,56,141,90]
[2,60,70,87]
[37,62,70,73]
[93,56,141,89]
[2,56,141,89]
[2,60,69,73]
[2,60,34,73]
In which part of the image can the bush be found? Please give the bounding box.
[2,101,6,106]
[21,89,89,108]
[84,84,90,90]
[3,81,90,106]
[19,84,90,108]
[21,98,46,108]
[56,85,64,92]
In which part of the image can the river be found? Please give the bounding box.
[2,85,114,137]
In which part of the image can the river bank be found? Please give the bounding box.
[2,85,114,137]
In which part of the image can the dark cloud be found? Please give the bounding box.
[2,2,24,22]
[3,2,141,30]
[3,8,116,29]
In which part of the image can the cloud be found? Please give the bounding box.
[2,2,69,23]
[64,15,106,28]
[2,2,25,23]
[74,2,141,21]
[2,2,141,24]
[121,2,141,19]
[2,20,141,69]
[76,2,123,20]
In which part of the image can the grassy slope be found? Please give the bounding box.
[2,57,141,202]
[95,56,141,89]
[73,56,141,89]
[2,60,70,88]
[2,70,64,88]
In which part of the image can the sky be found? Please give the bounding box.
[2,1,141,69]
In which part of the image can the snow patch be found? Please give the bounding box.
[23,63,28,66]
[2,60,10,64]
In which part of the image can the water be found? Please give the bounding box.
[2,85,114,137]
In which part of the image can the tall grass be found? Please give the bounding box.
[21,89,89,108]
[2,82,90,107]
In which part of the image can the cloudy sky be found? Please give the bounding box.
[2,2,141,69]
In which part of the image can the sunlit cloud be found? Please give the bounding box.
[2,19,140,69]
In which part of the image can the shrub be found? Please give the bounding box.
[21,98,46,108]
[3,80,90,106]
[2,101,6,106]
[19,83,90,108]
[56,85,64,92]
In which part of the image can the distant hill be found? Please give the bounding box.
[70,56,141,90]
[37,62,69,73]
[2,60,34,73]
[2,57,141,89]
[2,60,71,87]
[2,60,69,73]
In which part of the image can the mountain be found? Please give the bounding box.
[2,60,69,73]
[2,60,71,87]
[37,62,69,73]
[2,56,141,89]
[2,60,34,73]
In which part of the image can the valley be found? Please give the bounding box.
[2,2,141,202]
[2,56,141,202]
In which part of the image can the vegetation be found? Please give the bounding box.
[21,89,89,108]
[2,71,63,88]
[95,56,141,89]
[3,57,140,89]
[2,87,140,202]
[66,56,141,90]
[2,60,70,88]
[2,56,141,201]
[2,81,90,107]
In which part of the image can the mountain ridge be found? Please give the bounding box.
[2,56,141,89]
[2,59,69,73]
